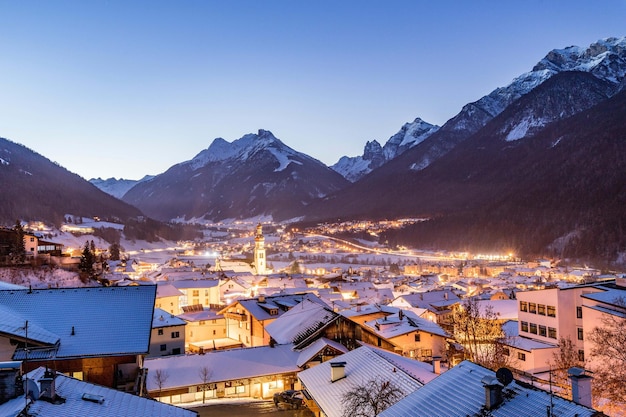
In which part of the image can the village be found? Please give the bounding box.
[0,218,624,416]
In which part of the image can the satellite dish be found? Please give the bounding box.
[24,378,40,401]
[496,368,513,386]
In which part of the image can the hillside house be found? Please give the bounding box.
[218,293,328,347]
[149,308,186,357]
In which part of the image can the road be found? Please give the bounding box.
[190,400,314,417]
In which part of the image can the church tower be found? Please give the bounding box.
[253,223,266,275]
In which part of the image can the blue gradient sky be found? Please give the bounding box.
[1,1,625,180]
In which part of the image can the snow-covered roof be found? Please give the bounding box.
[581,286,626,307]
[362,311,447,339]
[0,304,60,346]
[298,345,424,417]
[152,308,187,329]
[144,344,301,391]
[0,367,196,417]
[379,360,598,417]
[224,293,327,322]
[265,299,339,345]
[296,337,349,367]
[177,309,223,322]
[170,279,219,289]
[0,286,155,360]
[362,344,439,384]
[155,283,183,298]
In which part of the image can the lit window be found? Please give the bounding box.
[538,304,546,315]
[548,327,557,339]
[520,301,528,312]
[521,321,528,332]
[547,306,556,317]
[577,328,584,340]
[529,323,537,334]
[529,303,537,314]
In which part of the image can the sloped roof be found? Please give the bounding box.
[363,344,439,384]
[0,304,60,345]
[0,367,196,417]
[223,293,328,322]
[155,283,183,298]
[0,286,156,360]
[265,299,339,345]
[144,344,301,391]
[296,337,349,367]
[170,279,219,289]
[379,361,598,417]
[152,308,187,328]
[298,345,424,417]
[362,311,448,339]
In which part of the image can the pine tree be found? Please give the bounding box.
[78,241,95,280]
[10,220,26,263]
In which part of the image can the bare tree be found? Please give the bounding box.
[587,297,626,412]
[550,336,582,399]
[198,366,213,404]
[341,377,404,417]
[451,297,510,370]
[153,369,169,400]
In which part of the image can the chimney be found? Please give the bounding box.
[481,376,503,410]
[330,362,346,382]
[258,295,265,303]
[568,367,593,408]
[432,356,441,375]
[39,368,56,401]
[399,310,404,321]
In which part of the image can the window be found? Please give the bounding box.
[158,329,163,336]
[520,301,528,312]
[547,306,556,317]
[192,290,199,297]
[171,331,180,339]
[578,350,585,362]
[518,352,526,361]
[213,330,216,335]
[577,328,584,340]
[538,304,546,315]
[548,327,557,339]
[529,303,537,314]
[172,348,181,355]
[502,348,510,356]
[199,321,206,325]
[529,323,537,334]
[539,325,547,337]
[576,306,583,319]
[521,321,528,332]
[160,344,166,351]
[414,333,421,342]
[205,290,209,296]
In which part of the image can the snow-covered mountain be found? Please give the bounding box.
[404,36,626,173]
[331,118,439,182]
[122,129,349,222]
[90,175,155,199]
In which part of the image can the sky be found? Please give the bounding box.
[1,1,625,180]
